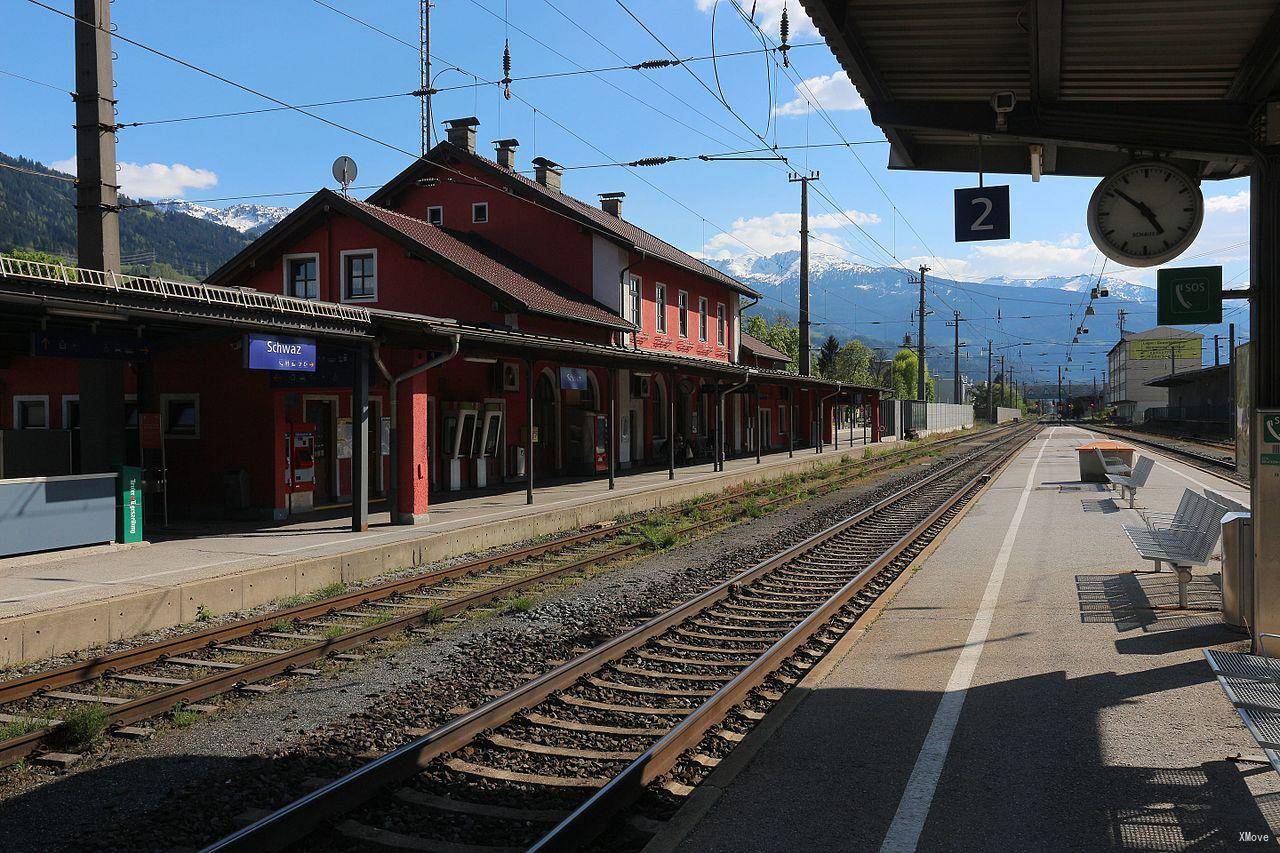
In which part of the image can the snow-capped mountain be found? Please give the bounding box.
[152,200,291,236]
[710,250,1237,378]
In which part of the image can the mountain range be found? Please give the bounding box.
[713,251,1242,383]
[150,199,291,237]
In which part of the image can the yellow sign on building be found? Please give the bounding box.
[1129,338,1200,360]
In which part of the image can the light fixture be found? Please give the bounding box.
[1085,304,1096,316]
[1100,287,1109,297]
[48,307,128,322]
[464,356,497,364]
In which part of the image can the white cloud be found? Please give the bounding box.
[700,208,880,259]
[1205,189,1249,215]
[52,157,219,199]
[775,72,864,116]
[899,236,1102,283]
[694,0,816,38]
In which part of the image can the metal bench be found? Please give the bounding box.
[1205,642,1280,772]
[1107,455,1154,508]
[1094,447,1132,480]
[1206,488,1249,515]
[1122,489,1229,607]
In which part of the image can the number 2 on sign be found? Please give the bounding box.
[970,197,994,231]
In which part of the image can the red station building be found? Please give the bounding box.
[0,117,881,534]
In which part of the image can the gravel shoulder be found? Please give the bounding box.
[0,442,979,853]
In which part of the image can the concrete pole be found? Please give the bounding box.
[790,172,817,376]
[74,0,120,273]
[917,267,928,401]
[953,311,962,403]
[987,341,994,423]
[1229,323,1237,443]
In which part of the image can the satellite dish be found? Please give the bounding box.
[332,156,358,194]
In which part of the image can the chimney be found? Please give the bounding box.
[444,117,480,154]
[599,192,625,217]
[493,138,519,170]
[532,156,563,192]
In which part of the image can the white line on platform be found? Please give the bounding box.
[878,427,1055,853]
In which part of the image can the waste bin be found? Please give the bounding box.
[117,465,144,544]
[223,468,251,511]
[1222,512,1253,631]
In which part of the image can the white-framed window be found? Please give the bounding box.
[12,395,49,429]
[698,297,708,342]
[161,394,200,439]
[654,283,667,333]
[62,395,80,430]
[283,252,319,300]
[472,202,489,223]
[427,205,443,225]
[716,302,726,346]
[678,291,689,337]
[340,248,377,301]
[628,274,641,326]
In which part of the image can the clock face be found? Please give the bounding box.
[1086,161,1204,268]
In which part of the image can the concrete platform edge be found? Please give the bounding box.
[640,436,1021,853]
[1,447,873,665]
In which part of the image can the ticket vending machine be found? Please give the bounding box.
[286,422,317,514]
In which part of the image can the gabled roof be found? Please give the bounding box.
[740,331,792,365]
[367,141,761,299]
[205,189,632,332]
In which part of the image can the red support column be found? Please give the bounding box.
[396,372,431,522]
[869,391,882,443]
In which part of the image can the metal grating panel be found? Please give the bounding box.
[1205,648,1280,681]
[1222,675,1280,710]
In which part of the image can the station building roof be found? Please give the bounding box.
[368,140,762,299]
[800,0,1278,180]
[1145,363,1230,388]
[205,189,632,333]
[740,332,793,365]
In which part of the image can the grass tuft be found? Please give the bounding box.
[322,625,345,641]
[500,595,537,614]
[48,704,108,750]
[0,712,55,740]
[170,704,200,728]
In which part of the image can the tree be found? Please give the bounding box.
[744,314,800,373]
[817,334,841,378]
[830,338,875,386]
[890,348,934,400]
[972,377,1025,421]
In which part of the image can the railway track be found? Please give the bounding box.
[0,423,1017,769]
[1080,423,1245,486]
[204,423,1038,853]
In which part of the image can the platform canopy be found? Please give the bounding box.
[801,0,1280,180]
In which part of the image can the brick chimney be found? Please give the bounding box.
[493,138,519,170]
[444,117,480,154]
[532,157,562,192]
[599,192,625,217]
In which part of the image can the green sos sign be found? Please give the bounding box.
[1157,265,1222,325]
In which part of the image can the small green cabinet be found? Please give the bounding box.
[118,465,144,543]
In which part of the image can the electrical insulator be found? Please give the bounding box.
[779,3,791,67]
[502,40,512,100]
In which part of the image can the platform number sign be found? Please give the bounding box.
[954,185,1010,242]
[1157,266,1222,325]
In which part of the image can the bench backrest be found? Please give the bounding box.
[1094,448,1121,467]
[1205,488,1248,514]
[1130,456,1155,487]
[1184,492,1231,562]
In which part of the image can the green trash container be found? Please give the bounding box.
[118,465,144,544]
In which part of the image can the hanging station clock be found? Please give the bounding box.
[1086,160,1204,267]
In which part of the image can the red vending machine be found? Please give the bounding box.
[285,422,317,514]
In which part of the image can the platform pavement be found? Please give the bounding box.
[0,428,889,664]
[670,425,1272,853]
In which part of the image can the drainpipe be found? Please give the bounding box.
[619,249,646,350]
[718,370,751,469]
[736,293,758,364]
[818,383,842,453]
[373,333,460,524]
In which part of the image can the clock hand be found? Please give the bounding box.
[1113,189,1165,234]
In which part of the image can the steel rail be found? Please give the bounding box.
[0,423,1013,767]
[204,423,1036,852]
[530,428,1035,851]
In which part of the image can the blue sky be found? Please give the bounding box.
[2,0,1252,302]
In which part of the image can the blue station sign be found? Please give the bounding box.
[246,333,317,372]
